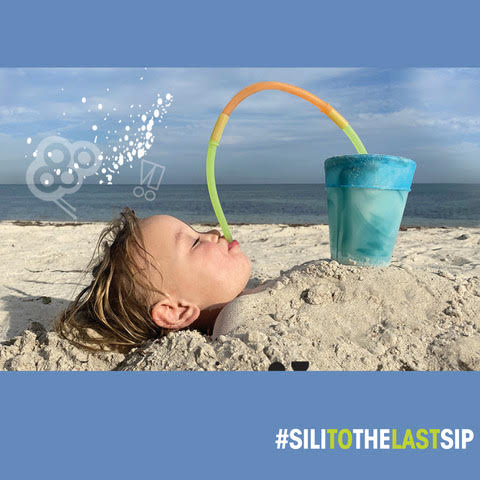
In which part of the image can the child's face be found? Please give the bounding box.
[138,215,251,310]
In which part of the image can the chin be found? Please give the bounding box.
[225,276,250,303]
[240,258,251,289]
[219,258,251,302]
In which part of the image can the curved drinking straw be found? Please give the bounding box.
[206,81,368,242]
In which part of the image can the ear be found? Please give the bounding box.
[150,296,200,330]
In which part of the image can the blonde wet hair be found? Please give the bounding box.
[53,206,169,353]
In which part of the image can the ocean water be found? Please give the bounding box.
[0,184,479,227]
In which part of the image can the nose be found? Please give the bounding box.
[205,228,222,241]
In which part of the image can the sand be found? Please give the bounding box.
[1,220,479,371]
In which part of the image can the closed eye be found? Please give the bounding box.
[192,237,200,248]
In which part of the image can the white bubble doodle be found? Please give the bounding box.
[26,137,32,144]
[98,103,103,110]
[92,92,173,185]
[92,125,98,131]
[82,97,87,103]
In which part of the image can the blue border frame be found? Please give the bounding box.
[1,1,480,477]
[1,0,479,66]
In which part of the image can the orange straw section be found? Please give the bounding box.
[221,81,348,129]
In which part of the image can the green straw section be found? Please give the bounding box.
[343,124,368,154]
[206,141,233,242]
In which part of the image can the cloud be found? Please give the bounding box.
[0,105,41,127]
[357,108,480,134]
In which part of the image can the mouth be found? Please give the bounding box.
[219,235,240,251]
[227,240,240,251]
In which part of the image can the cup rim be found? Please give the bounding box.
[325,153,415,166]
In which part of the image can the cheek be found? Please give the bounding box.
[193,245,226,279]
[203,243,227,263]
[202,246,239,282]
[195,244,251,289]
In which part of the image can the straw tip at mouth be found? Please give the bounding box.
[228,240,239,251]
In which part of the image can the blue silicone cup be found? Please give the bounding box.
[324,154,416,267]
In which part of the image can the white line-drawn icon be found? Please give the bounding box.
[25,136,102,220]
[132,159,166,202]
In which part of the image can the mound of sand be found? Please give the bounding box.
[2,259,479,371]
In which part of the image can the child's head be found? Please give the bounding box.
[53,207,251,353]
[138,213,251,330]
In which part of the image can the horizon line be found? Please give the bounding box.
[3,182,480,186]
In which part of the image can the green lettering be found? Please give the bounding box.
[416,429,429,449]
[338,429,352,449]
[392,429,403,449]
[402,429,416,449]
[327,429,338,449]
[430,429,440,449]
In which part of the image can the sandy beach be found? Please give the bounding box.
[0,220,479,371]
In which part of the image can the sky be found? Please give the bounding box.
[1,67,480,184]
